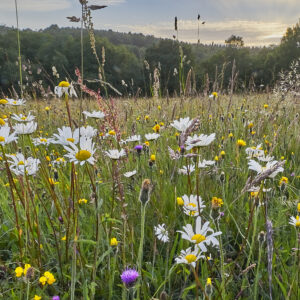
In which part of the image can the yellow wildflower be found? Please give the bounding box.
[15,266,23,277]
[110,237,118,246]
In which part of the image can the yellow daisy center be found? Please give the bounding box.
[188,202,196,208]
[296,216,300,227]
[21,117,27,120]
[0,136,5,142]
[185,254,197,264]
[67,138,75,143]
[75,150,91,161]
[191,234,206,244]
[18,161,25,165]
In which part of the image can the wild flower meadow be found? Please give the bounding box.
[0,85,299,300]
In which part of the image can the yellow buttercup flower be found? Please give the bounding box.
[206,278,212,286]
[110,237,118,246]
[15,266,23,277]
[152,124,160,133]
[237,139,246,147]
[279,176,288,186]
[108,130,116,136]
[58,81,70,87]
[0,99,8,105]
[211,197,223,209]
[144,141,149,146]
[78,198,88,204]
[23,264,31,275]
[150,154,156,162]
[177,197,184,206]
[34,295,42,300]
[264,104,269,109]
[0,118,5,126]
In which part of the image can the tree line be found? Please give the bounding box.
[0,21,299,98]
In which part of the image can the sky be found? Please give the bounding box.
[0,0,299,46]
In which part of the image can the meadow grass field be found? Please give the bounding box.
[0,92,299,300]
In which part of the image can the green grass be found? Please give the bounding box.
[0,94,299,299]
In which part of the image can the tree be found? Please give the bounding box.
[225,35,244,47]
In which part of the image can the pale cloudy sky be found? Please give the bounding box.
[0,0,299,46]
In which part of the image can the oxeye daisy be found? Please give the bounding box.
[248,159,284,178]
[144,133,160,141]
[105,149,126,160]
[125,135,141,143]
[11,112,35,122]
[6,98,26,106]
[198,159,215,168]
[289,215,300,227]
[175,247,204,268]
[55,82,77,97]
[178,216,222,252]
[124,170,137,178]
[82,110,105,119]
[180,194,206,217]
[74,126,97,139]
[154,223,169,242]
[7,153,40,176]
[178,164,195,175]
[13,121,37,135]
[51,126,79,146]
[64,137,96,165]
[0,126,18,145]
[185,133,215,150]
[170,117,193,132]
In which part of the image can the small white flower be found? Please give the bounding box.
[175,247,204,268]
[54,85,77,97]
[11,112,35,122]
[105,149,126,160]
[126,135,141,143]
[185,133,215,150]
[13,121,37,134]
[74,126,97,139]
[6,98,26,106]
[245,144,264,159]
[170,117,193,132]
[198,159,215,168]
[181,194,206,217]
[32,137,50,146]
[178,216,222,252]
[145,133,160,141]
[124,170,137,178]
[7,153,40,176]
[178,164,195,175]
[83,110,105,119]
[154,224,169,243]
[64,137,96,165]
[248,159,284,178]
[289,216,300,227]
[0,126,18,145]
[51,126,79,146]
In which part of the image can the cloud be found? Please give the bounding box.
[97,0,126,5]
[105,19,294,46]
[1,0,71,12]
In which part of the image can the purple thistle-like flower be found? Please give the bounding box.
[121,268,139,287]
[52,297,60,300]
[134,145,143,154]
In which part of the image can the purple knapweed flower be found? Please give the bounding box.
[134,145,143,154]
[52,297,60,300]
[121,268,139,287]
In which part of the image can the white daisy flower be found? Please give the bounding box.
[6,98,26,106]
[175,247,204,268]
[170,117,193,132]
[54,84,77,98]
[82,110,105,119]
[32,137,51,146]
[64,137,96,165]
[198,159,215,168]
[257,155,274,162]
[13,121,37,134]
[7,153,40,176]
[105,149,126,160]
[154,224,169,243]
[124,170,137,178]
[178,164,195,175]
[248,159,284,178]
[178,216,222,252]
[74,126,97,139]
[289,215,300,227]
[144,133,160,141]
[126,135,141,143]
[51,126,79,146]
[185,133,216,150]
[181,194,206,217]
[11,112,35,122]
[245,144,264,159]
[0,126,18,145]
